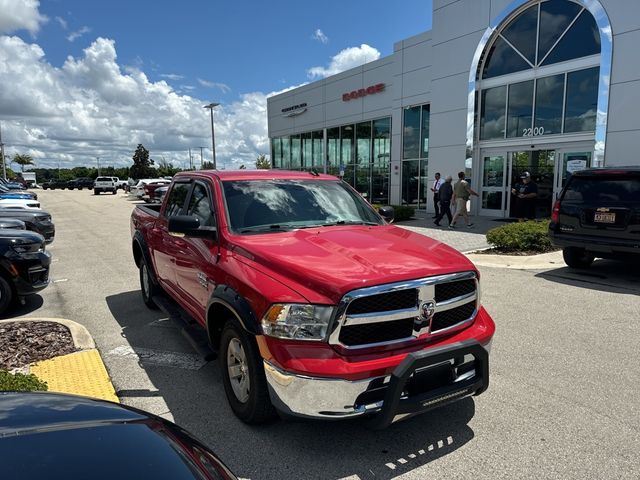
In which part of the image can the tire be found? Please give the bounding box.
[139,258,160,309]
[94,189,99,195]
[563,247,595,269]
[112,189,117,195]
[220,320,277,424]
[78,187,83,191]
[0,275,14,316]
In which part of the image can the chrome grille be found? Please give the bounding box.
[330,272,478,350]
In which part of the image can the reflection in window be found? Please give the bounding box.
[421,105,430,159]
[507,80,533,138]
[290,135,301,169]
[312,131,323,168]
[542,10,600,66]
[482,36,532,79]
[301,132,312,169]
[534,74,564,135]
[482,191,503,210]
[340,125,354,166]
[356,122,372,164]
[281,136,291,169]
[482,156,504,187]
[403,106,421,159]
[538,0,582,62]
[165,183,190,218]
[187,183,214,227]
[501,4,537,64]
[327,128,339,169]
[401,160,419,206]
[272,138,282,168]
[480,86,506,140]
[564,67,598,133]
[373,118,390,167]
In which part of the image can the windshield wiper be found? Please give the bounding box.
[240,224,291,233]
[321,220,379,227]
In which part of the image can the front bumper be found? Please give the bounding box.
[9,251,51,296]
[264,339,490,428]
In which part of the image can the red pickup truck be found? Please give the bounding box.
[131,170,495,428]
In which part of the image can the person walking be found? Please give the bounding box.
[430,172,443,219]
[511,171,538,221]
[433,175,453,226]
[450,171,479,228]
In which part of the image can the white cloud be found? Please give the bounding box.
[160,73,184,81]
[312,28,328,44]
[0,0,48,35]
[197,78,231,93]
[307,44,380,79]
[67,26,91,42]
[54,16,67,30]
[0,35,275,170]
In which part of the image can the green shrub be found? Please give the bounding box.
[391,205,416,222]
[0,370,48,392]
[486,220,553,253]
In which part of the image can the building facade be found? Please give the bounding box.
[267,0,638,218]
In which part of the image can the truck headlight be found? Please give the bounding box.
[261,304,334,341]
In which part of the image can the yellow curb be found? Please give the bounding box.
[31,350,119,403]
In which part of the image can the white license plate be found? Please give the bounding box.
[594,212,616,223]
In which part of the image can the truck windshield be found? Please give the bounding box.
[222,179,383,233]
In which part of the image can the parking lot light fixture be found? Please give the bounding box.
[203,102,220,169]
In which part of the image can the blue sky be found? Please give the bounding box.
[1,0,433,169]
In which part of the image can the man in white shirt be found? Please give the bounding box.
[430,172,443,219]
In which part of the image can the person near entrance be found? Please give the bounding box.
[433,175,453,226]
[430,172,443,218]
[511,171,538,221]
[450,172,479,228]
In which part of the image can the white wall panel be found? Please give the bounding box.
[402,40,432,73]
[429,72,468,113]
[601,0,640,35]
[602,131,639,165]
[610,29,640,86]
[429,109,468,149]
[432,0,489,46]
[401,68,432,99]
[431,30,484,81]
[607,80,640,132]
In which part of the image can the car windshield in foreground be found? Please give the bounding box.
[222,179,383,234]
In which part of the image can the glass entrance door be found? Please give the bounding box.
[508,150,555,219]
[554,150,592,200]
[479,152,507,217]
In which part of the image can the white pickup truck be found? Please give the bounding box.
[93,176,117,195]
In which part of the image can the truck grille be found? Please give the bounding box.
[331,272,478,350]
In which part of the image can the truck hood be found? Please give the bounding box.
[229,225,475,303]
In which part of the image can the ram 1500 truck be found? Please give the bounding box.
[131,170,495,427]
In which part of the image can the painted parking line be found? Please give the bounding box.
[106,345,207,370]
[384,436,454,471]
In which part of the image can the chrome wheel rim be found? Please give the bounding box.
[141,264,150,298]
[227,338,250,403]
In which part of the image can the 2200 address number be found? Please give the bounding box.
[522,126,545,137]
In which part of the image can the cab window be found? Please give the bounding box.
[186,183,215,227]
[164,182,190,217]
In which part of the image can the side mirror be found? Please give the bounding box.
[378,206,394,223]
[168,215,216,239]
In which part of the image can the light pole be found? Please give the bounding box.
[204,102,220,169]
[96,156,101,176]
[0,123,6,180]
[198,146,205,169]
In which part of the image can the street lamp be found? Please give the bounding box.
[198,146,206,169]
[203,102,220,169]
[96,156,101,176]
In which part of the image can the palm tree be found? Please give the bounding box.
[12,153,34,172]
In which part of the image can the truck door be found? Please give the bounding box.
[174,180,219,317]
[152,180,191,294]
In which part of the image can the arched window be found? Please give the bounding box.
[478,0,601,140]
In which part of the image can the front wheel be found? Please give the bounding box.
[93,189,99,195]
[220,320,276,424]
[0,276,14,316]
[112,189,117,195]
[563,247,595,269]
[139,259,160,309]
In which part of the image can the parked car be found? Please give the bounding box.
[0,184,38,200]
[152,185,169,203]
[0,209,55,243]
[94,176,117,195]
[549,167,640,268]
[131,170,495,428]
[0,392,238,479]
[142,180,171,202]
[0,198,40,209]
[0,219,26,230]
[129,178,166,199]
[41,179,69,190]
[67,177,95,190]
[112,177,128,190]
[0,229,50,314]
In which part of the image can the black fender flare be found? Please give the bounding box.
[131,231,159,285]
[206,285,261,347]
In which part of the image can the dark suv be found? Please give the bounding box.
[549,167,640,268]
[67,177,95,190]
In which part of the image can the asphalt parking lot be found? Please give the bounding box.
[10,189,640,480]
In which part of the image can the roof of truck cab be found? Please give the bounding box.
[175,169,339,182]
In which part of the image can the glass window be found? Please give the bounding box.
[564,176,640,203]
[290,135,301,169]
[542,10,600,66]
[564,67,599,133]
[340,125,354,165]
[534,74,564,135]
[482,36,531,79]
[538,1,582,62]
[401,160,419,206]
[311,131,323,169]
[326,127,339,169]
[371,164,389,205]
[506,80,533,138]
[281,136,291,169]
[164,182,190,217]
[402,106,421,159]
[420,105,430,159]
[355,165,370,200]
[373,118,391,167]
[301,132,312,169]
[356,122,372,165]
[480,85,507,140]
[186,183,214,227]
[482,191,503,210]
[501,4,538,64]
[271,138,281,168]
[482,156,504,187]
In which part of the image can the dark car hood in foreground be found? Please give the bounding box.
[230,224,475,303]
[0,229,43,243]
[0,392,237,480]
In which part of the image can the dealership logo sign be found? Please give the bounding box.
[281,103,308,117]
[342,83,385,101]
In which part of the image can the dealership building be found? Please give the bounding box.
[267,0,637,218]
